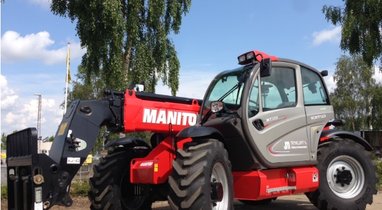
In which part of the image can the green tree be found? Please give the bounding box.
[47,136,55,142]
[371,85,382,130]
[331,55,375,131]
[68,66,105,101]
[323,0,382,67]
[51,0,190,95]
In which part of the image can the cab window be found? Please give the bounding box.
[208,75,242,105]
[261,67,297,111]
[301,67,329,105]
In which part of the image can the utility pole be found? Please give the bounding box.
[35,94,42,153]
[35,93,42,140]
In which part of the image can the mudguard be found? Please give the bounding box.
[320,129,373,151]
[176,126,224,141]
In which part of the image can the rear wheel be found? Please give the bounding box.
[168,139,233,210]
[89,146,152,210]
[306,139,377,210]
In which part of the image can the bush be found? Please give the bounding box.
[71,181,90,197]
[376,159,382,190]
[1,185,7,199]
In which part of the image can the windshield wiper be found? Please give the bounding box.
[217,83,240,102]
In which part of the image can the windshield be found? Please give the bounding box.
[201,67,250,120]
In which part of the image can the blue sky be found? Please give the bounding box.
[1,0,381,137]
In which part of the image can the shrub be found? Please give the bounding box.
[1,182,89,200]
[1,185,7,199]
[71,181,90,197]
[376,159,382,190]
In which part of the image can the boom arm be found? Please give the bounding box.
[6,91,124,209]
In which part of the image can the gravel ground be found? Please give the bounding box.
[2,193,381,210]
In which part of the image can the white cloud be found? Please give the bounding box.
[28,0,52,9]
[2,97,62,136]
[1,74,63,136]
[373,66,382,84]
[312,26,341,46]
[4,112,16,125]
[0,74,19,109]
[1,30,85,65]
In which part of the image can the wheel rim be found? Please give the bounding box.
[211,162,229,210]
[326,155,365,199]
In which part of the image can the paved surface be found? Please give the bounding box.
[153,193,380,210]
[2,193,380,210]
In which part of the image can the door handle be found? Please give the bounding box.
[253,119,264,131]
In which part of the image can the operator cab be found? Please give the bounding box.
[200,50,334,170]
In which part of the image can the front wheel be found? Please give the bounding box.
[306,139,377,210]
[89,146,152,210]
[168,139,233,210]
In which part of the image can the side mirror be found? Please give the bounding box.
[210,101,224,113]
[260,58,272,77]
[320,70,328,77]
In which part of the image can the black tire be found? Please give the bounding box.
[306,139,377,210]
[168,139,233,210]
[89,147,152,210]
[239,197,276,206]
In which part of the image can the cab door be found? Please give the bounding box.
[301,67,334,160]
[244,62,312,167]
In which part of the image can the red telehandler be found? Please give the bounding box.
[6,50,377,210]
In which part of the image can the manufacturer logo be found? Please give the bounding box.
[143,108,197,126]
[140,161,154,167]
[283,141,308,150]
[75,138,87,152]
[310,114,327,121]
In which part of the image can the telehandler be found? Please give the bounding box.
[6,50,377,210]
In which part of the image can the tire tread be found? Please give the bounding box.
[168,139,233,210]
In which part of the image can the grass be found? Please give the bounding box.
[70,181,90,197]
[1,181,90,199]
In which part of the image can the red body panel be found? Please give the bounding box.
[125,91,200,184]
[130,137,174,184]
[252,50,279,62]
[130,137,192,184]
[125,91,319,199]
[124,91,200,133]
[239,50,279,62]
[233,167,319,200]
